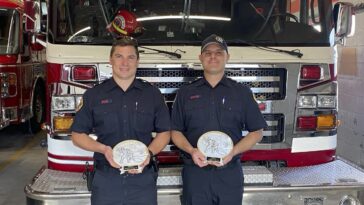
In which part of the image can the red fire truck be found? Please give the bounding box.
[0,0,47,133]
[26,0,364,204]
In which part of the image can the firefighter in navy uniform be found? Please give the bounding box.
[71,37,170,205]
[171,34,267,205]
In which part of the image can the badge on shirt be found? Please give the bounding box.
[189,94,201,100]
[100,99,112,104]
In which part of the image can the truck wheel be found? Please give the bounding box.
[29,85,45,134]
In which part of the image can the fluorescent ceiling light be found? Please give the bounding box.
[137,15,230,22]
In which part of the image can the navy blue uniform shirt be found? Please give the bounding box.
[71,78,170,161]
[171,76,267,159]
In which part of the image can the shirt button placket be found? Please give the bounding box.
[210,91,216,119]
[122,104,127,137]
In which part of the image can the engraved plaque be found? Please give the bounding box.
[197,131,233,164]
[113,140,149,174]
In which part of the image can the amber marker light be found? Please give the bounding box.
[53,116,74,132]
[317,114,336,129]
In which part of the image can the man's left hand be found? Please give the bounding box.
[209,150,234,167]
[127,152,151,174]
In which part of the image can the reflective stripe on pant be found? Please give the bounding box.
[91,166,157,205]
[182,161,244,205]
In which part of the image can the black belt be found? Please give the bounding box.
[95,161,120,174]
[182,158,240,170]
[95,160,153,175]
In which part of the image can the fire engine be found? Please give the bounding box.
[26,0,364,204]
[0,0,47,133]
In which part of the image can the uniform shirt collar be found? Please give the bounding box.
[104,77,144,92]
[193,75,232,88]
[219,76,233,87]
[132,78,145,90]
[103,78,118,92]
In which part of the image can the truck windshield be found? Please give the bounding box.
[0,9,19,54]
[48,0,333,46]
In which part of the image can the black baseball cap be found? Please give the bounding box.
[201,34,228,53]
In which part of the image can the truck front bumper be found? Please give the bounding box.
[26,159,364,205]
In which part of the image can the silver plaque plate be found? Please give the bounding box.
[113,140,149,174]
[197,131,233,164]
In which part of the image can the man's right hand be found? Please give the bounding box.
[103,145,121,169]
[190,148,208,167]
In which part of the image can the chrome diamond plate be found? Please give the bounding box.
[157,167,183,186]
[31,169,88,193]
[244,166,273,184]
[157,166,273,186]
[270,159,364,187]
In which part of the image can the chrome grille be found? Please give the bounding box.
[136,67,286,101]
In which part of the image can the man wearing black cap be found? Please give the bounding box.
[171,34,267,205]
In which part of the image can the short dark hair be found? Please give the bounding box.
[110,37,139,59]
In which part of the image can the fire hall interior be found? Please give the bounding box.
[1,0,364,204]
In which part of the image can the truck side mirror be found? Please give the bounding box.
[24,13,41,33]
[24,0,42,33]
[333,2,355,39]
[24,13,35,32]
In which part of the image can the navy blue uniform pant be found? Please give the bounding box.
[91,166,157,205]
[182,160,244,205]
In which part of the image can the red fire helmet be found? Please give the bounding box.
[108,9,142,37]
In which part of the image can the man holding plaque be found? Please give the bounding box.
[171,34,267,205]
[71,37,170,205]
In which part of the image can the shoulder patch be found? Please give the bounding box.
[76,97,83,112]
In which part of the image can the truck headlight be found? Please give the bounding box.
[52,96,75,111]
[317,95,336,108]
[298,95,317,108]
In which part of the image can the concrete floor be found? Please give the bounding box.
[0,126,47,205]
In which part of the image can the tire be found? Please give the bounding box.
[28,85,45,134]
